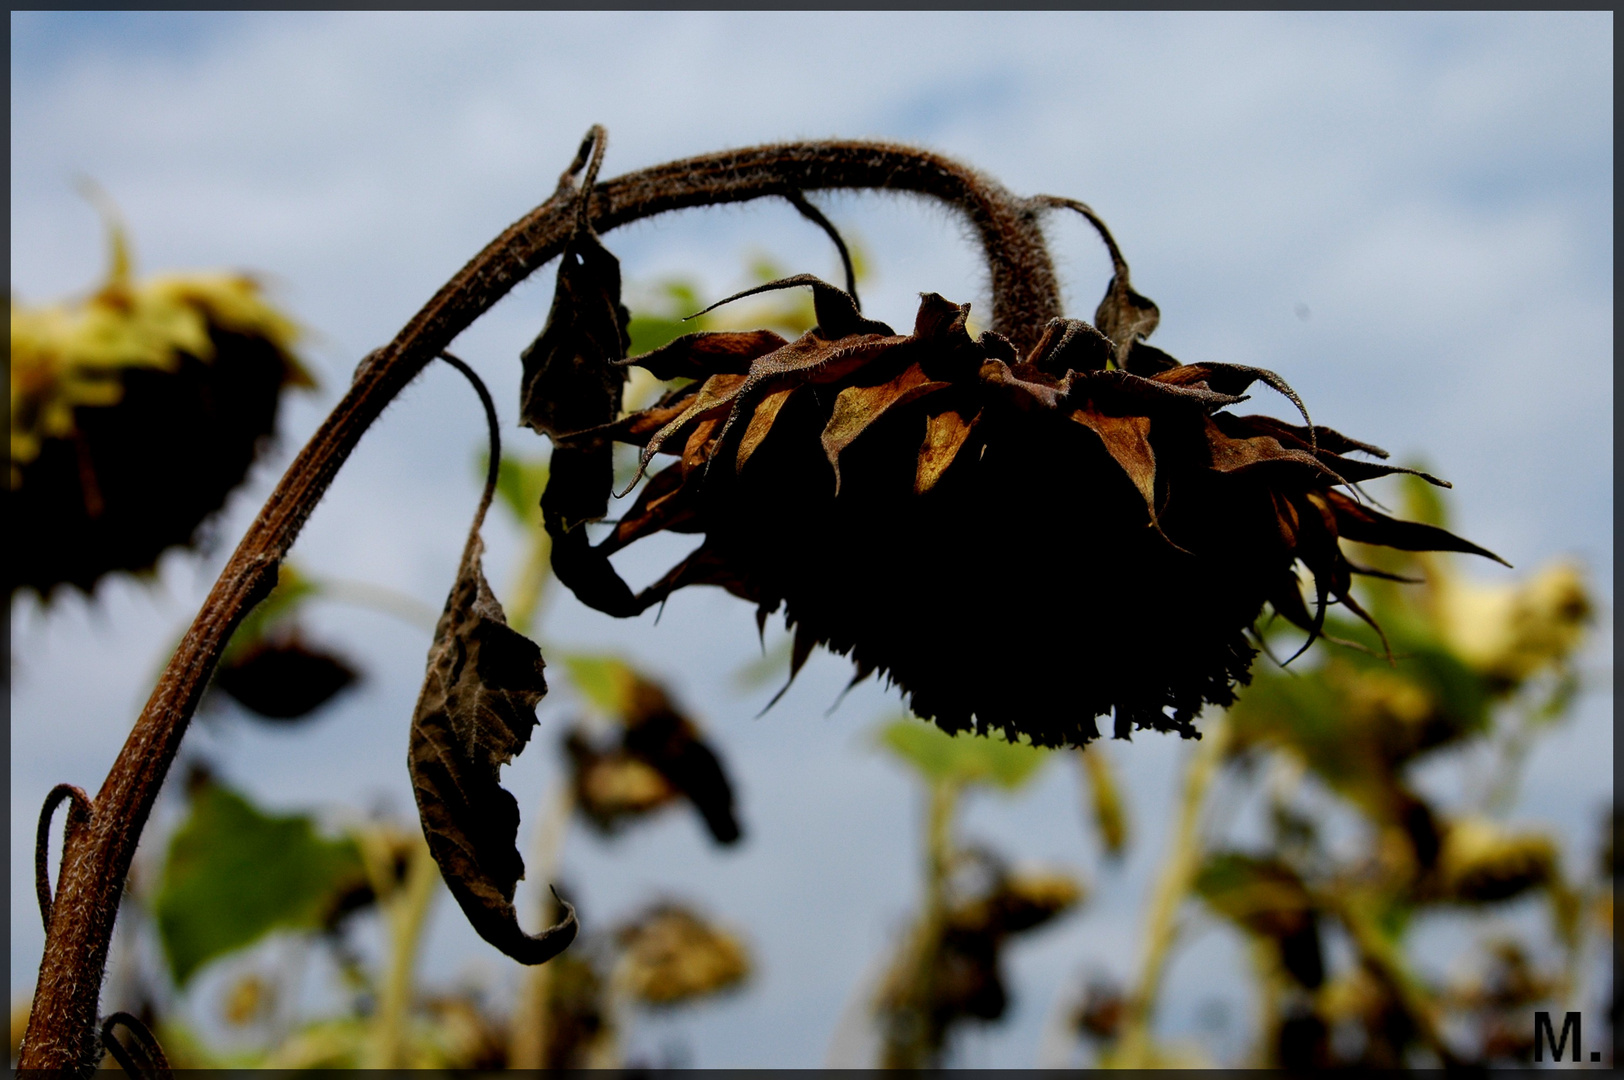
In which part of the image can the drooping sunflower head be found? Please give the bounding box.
[528,161,1503,749]
[8,209,311,600]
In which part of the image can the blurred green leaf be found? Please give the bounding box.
[1398,468,1449,530]
[560,653,640,717]
[1194,852,1313,924]
[627,278,708,356]
[490,452,550,529]
[1230,625,1492,801]
[154,781,364,987]
[1079,746,1129,857]
[627,314,694,357]
[732,634,794,691]
[879,717,1049,791]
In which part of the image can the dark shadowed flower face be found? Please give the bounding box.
[545,272,1501,748]
[518,156,1503,749]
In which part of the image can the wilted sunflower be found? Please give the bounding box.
[8,208,310,599]
[562,665,742,845]
[877,853,1081,1065]
[613,903,751,1006]
[533,181,1503,748]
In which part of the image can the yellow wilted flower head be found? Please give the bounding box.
[8,199,310,598]
[1437,817,1558,904]
[614,904,750,1006]
[1433,562,1592,690]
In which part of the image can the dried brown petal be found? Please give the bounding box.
[915,407,979,495]
[1025,317,1112,378]
[735,386,795,474]
[1241,415,1390,460]
[1069,405,1157,517]
[626,373,748,490]
[1068,367,1247,412]
[1328,491,1509,566]
[681,416,725,477]
[627,328,787,382]
[1156,362,1314,438]
[602,464,699,554]
[822,364,949,493]
[1202,416,1349,485]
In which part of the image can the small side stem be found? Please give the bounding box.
[507,782,575,1068]
[1327,887,1459,1067]
[879,778,961,1069]
[361,829,440,1069]
[1112,718,1229,1067]
[504,525,554,639]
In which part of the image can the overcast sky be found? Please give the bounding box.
[10,11,1612,1068]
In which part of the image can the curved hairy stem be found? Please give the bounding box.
[20,134,1062,1071]
[35,784,93,932]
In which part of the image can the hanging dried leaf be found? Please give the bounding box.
[525,128,630,532]
[410,535,575,963]
[1033,195,1160,366]
[521,130,629,445]
[410,352,576,965]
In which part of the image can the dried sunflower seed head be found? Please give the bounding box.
[534,199,1501,749]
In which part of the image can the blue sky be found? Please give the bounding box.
[10,11,1612,1067]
